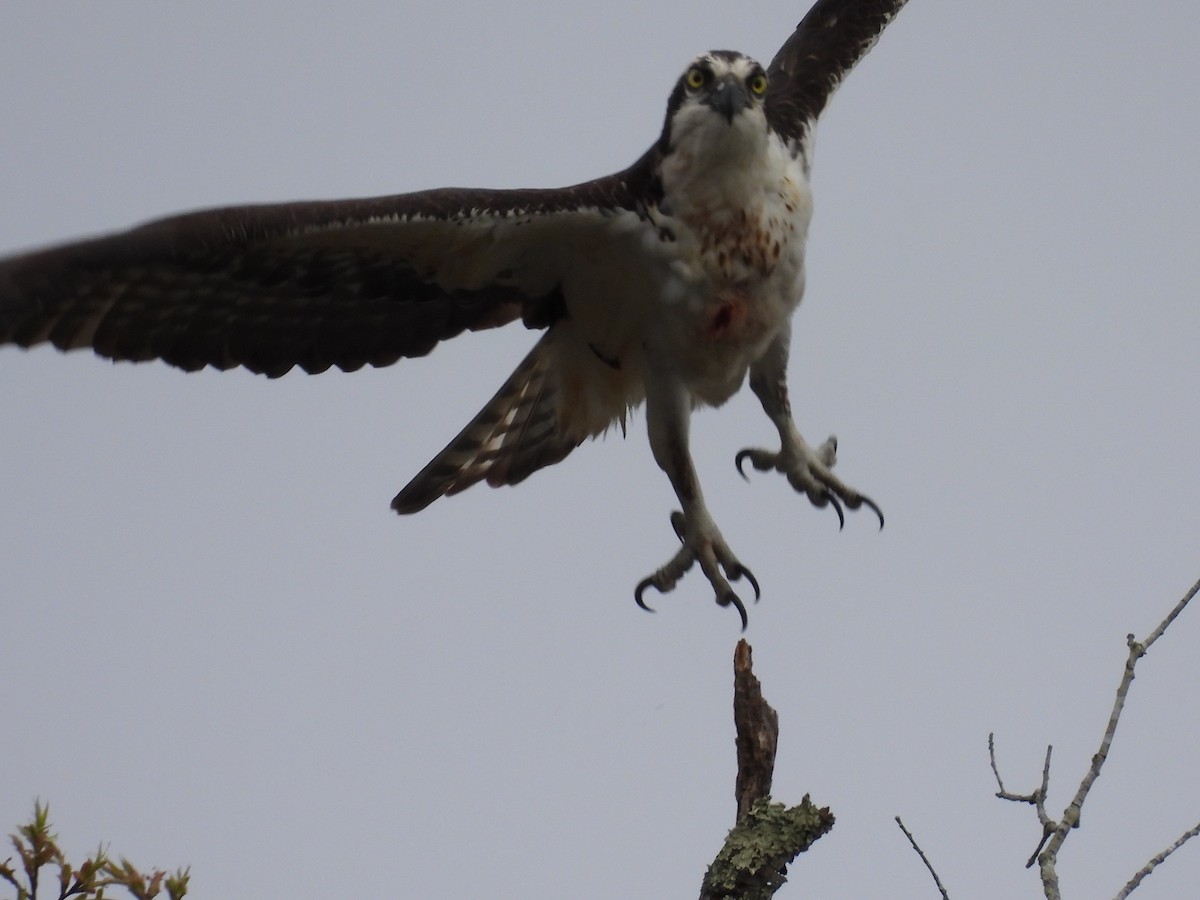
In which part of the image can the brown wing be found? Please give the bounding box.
[0,176,643,378]
[391,330,579,512]
[765,0,910,147]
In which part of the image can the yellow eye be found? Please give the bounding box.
[748,73,768,96]
[686,67,706,90]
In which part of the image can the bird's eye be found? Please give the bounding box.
[748,73,768,96]
[686,67,707,90]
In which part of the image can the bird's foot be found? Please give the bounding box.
[736,434,884,529]
[635,511,760,629]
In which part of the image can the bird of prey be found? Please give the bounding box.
[0,0,907,628]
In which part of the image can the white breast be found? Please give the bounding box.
[531,128,813,440]
[649,131,813,405]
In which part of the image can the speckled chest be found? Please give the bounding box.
[654,136,813,392]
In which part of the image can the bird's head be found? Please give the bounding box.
[659,51,770,155]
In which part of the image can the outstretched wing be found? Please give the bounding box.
[392,330,578,512]
[764,0,909,148]
[0,175,645,378]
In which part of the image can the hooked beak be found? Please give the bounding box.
[705,75,751,124]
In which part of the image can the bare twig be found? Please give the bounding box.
[1027,745,1056,868]
[989,575,1200,899]
[895,817,950,899]
[988,734,1054,867]
[987,732,1017,798]
[1115,819,1200,899]
[1038,575,1200,894]
[1140,576,1200,651]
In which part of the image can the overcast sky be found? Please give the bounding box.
[2,2,1198,897]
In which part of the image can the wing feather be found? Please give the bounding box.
[765,0,909,146]
[0,177,643,377]
[391,331,579,513]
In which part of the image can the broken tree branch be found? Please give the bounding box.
[733,639,779,821]
[699,640,834,900]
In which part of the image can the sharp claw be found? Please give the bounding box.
[639,510,759,626]
[718,589,749,631]
[729,563,761,602]
[737,434,880,534]
[863,495,885,529]
[634,576,658,613]
[843,493,885,529]
[669,511,687,541]
[734,449,753,481]
[827,492,846,530]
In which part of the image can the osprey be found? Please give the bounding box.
[0,0,907,628]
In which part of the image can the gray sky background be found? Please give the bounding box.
[2,3,1198,897]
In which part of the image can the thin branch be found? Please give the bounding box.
[1140,576,1200,653]
[987,732,1014,797]
[988,734,1054,866]
[989,575,1200,899]
[895,817,950,899]
[1025,745,1056,868]
[1038,575,1200,891]
[1115,819,1200,899]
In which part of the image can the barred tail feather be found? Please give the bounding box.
[391,333,581,513]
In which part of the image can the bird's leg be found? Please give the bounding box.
[736,331,883,529]
[636,377,759,628]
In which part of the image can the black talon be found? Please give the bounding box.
[717,589,749,631]
[844,493,884,528]
[729,563,761,602]
[862,495,885,529]
[735,449,753,480]
[826,492,845,530]
[669,510,687,541]
[634,577,658,613]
